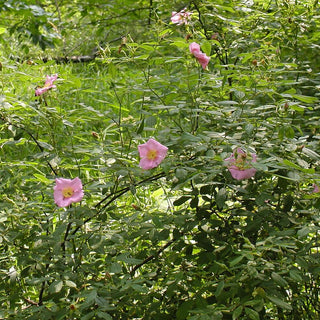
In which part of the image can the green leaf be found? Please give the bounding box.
[33,173,52,185]
[110,262,122,274]
[266,295,292,311]
[271,272,288,287]
[289,269,303,282]
[297,226,315,238]
[244,307,260,320]
[215,281,224,297]
[176,300,193,320]
[116,254,143,265]
[175,168,188,181]
[232,306,243,320]
[230,255,244,267]
[136,118,144,134]
[216,188,226,209]
[131,284,148,293]
[173,196,191,206]
[96,312,113,320]
[302,147,320,160]
[48,280,63,293]
[291,94,317,104]
[65,280,77,288]
[201,40,211,57]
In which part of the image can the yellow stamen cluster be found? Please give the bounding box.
[147,149,158,160]
[62,187,74,198]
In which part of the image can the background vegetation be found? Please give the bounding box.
[1,0,320,319]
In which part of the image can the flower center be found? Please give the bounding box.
[231,151,253,170]
[62,187,74,198]
[147,149,158,160]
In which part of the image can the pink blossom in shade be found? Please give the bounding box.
[225,148,257,180]
[35,74,58,96]
[194,51,210,69]
[54,177,84,207]
[171,8,192,25]
[189,42,201,55]
[189,42,210,69]
[312,184,319,193]
[138,138,168,170]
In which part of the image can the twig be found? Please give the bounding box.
[148,0,153,25]
[71,172,166,236]
[192,1,209,39]
[3,120,58,176]
[130,239,176,275]
[23,297,39,306]
[81,7,151,27]
[130,239,176,276]
[95,172,165,208]
[61,221,72,253]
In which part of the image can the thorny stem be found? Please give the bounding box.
[61,221,72,253]
[71,172,166,236]
[112,84,124,155]
[130,238,176,275]
[192,1,209,39]
[148,0,153,25]
[3,120,58,176]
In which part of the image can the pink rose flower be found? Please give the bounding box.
[54,177,84,207]
[312,184,319,193]
[138,138,168,170]
[225,148,257,180]
[35,74,58,96]
[189,42,210,69]
[171,8,192,25]
[189,42,201,55]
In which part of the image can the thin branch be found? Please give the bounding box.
[3,120,58,176]
[95,172,165,208]
[71,172,166,236]
[130,238,176,275]
[192,1,209,39]
[81,7,151,27]
[148,0,153,26]
[23,297,39,306]
[61,221,72,253]
[38,281,45,306]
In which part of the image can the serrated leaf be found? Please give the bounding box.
[215,281,224,297]
[232,306,243,320]
[110,262,122,274]
[230,255,244,267]
[131,284,148,293]
[96,312,113,320]
[291,94,317,104]
[38,141,54,150]
[302,147,320,160]
[65,280,77,288]
[266,295,292,310]
[173,196,191,206]
[271,272,288,287]
[297,226,315,237]
[176,300,193,320]
[49,280,63,293]
[116,254,142,264]
[33,173,52,184]
[289,269,303,282]
[201,40,211,56]
[216,188,226,209]
[136,118,144,134]
[244,307,260,320]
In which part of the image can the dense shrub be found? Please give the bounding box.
[1,0,320,319]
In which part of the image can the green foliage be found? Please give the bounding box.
[1,0,320,319]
